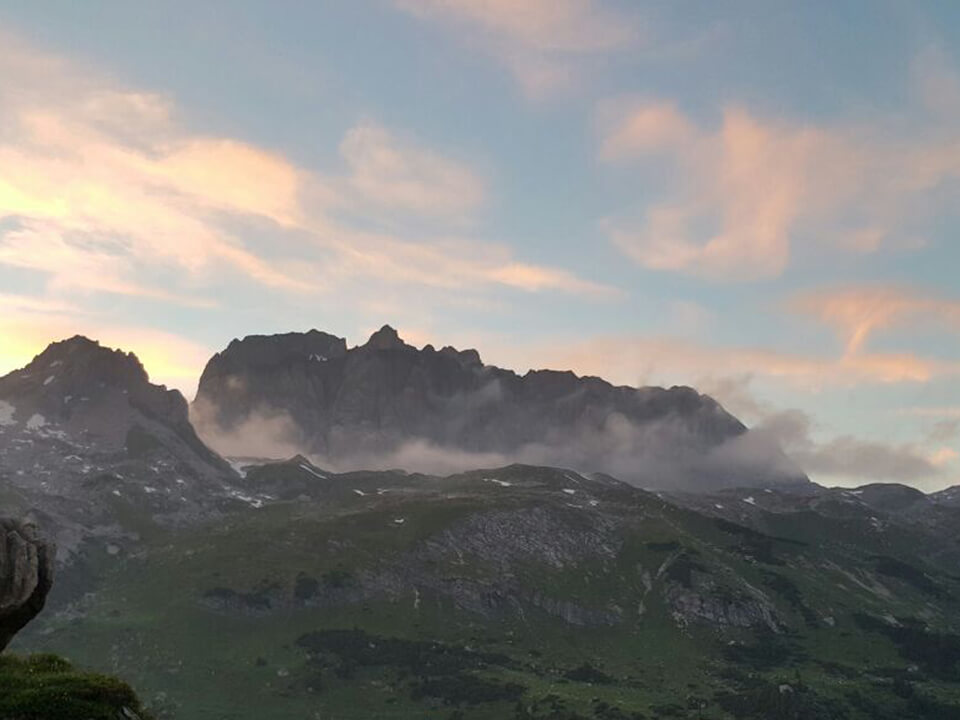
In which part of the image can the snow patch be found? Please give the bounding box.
[483,477,512,487]
[227,488,265,508]
[743,496,756,506]
[714,503,725,509]
[353,489,366,496]
[43,375,55,386]
[26,414,47,430]
[300,463,327,479]
[392,517,406,525]
[562,488,576,495]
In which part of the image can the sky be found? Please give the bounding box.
[0,0,958,490]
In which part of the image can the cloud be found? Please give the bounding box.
[749,409,944,486]
[680,379,956,489]
[339,121,484,221]
[392,0,637,97]
[0,34,313,296]
[600,96,960,280]
[190,398,303,459]
[464,326,959,488]
[0,31,610,313]
[897,408,960,457]
[599,100,697,159]
[792,286,960,355]
[490,334,959,394]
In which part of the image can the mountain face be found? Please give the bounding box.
[0,337,239,559]
[0,336,228,475]
[193,326,806,490]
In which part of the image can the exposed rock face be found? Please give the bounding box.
[0,336,231,479]
[0,337,239,563]
[665,584,779,631]
[0,518,54,651]
[194,326,807,489]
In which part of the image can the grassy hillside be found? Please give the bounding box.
[14,464,960,719]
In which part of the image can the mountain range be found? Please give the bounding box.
[192,325,806,490]
[1,331,959,719]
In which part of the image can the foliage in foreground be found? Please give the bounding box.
[0,653,152,720]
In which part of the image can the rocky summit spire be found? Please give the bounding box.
[364,324,406,351]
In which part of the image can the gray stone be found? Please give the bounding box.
[0,517,54,651]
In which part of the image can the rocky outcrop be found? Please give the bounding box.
[194,326,808,490]
[0,518,54,651]
[665,584,779,631]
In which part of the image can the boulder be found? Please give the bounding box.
[0,517,54,651]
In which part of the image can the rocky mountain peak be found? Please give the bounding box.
[214,330,348,373]
[13,335,150,394]
[0,337,235,506]
[363,324,406,351]
[2,336,189,430]
[439,345,482,367]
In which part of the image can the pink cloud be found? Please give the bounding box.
[792,286,960,355]
[600,97,960,280]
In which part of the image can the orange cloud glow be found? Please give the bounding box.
[0,32,610,314]
[0,298,211,395]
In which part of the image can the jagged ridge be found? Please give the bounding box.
[194,325,807,490]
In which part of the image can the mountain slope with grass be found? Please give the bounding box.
[15,459,960,719]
